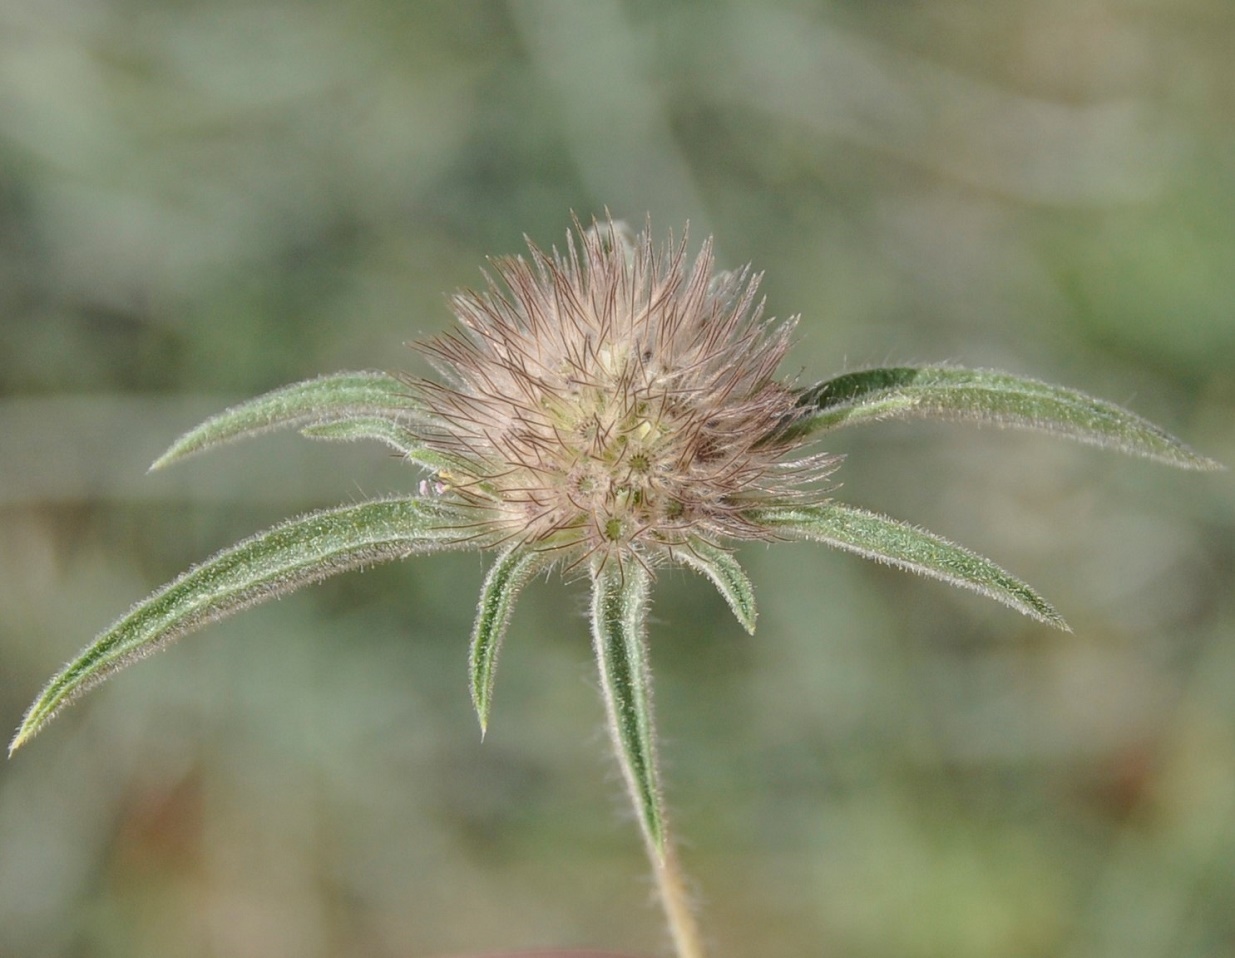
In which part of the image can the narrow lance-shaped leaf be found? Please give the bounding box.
[786,366,1221,470]
[300,418,468,477]
[751,502,1068,629]
[591,559,667,855]
[675,538,757,634]
[150,371,425,470]
[469,545,546,736]
[300,418,424,457]
[10,498,475,754]
[300,420,505,505]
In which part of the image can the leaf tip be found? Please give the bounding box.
[8,725,32,757]
[1012,590,1069,631]
[1043,609,1071,633]
[1020,591,1070,631]
[471,691,491,740]
[148,443,188,472]
[1187,453,1226,473]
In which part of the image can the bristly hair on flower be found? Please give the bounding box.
[9,214,1219,958]
[403,217,839,575]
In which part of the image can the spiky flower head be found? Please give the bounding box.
[408,219,836,570]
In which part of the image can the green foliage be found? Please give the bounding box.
[469,545,547,735]
[150,371,424,469]
[675,539,758,634]
[590,558,665,853]
[791,366,1221,470]
[10,497,476,753]
[752,502,1066,628]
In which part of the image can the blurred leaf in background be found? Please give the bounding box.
[1,1,1231,957]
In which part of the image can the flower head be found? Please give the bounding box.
[407,219,836,570]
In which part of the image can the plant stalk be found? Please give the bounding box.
[647,836,707,958]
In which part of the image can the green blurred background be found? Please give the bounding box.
[2,2,1233,956]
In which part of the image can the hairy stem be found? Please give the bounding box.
[652,843,708,958]
[591,559,707,958]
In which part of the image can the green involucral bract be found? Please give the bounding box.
[150,370,425,469]
[11,497,478,753]
[750,502,1066,628]
[591,558,665,853]
[470,545,549,735]
[788,365,1221,470]
[675,539,758,634]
